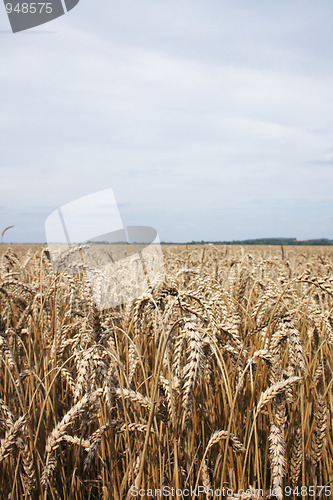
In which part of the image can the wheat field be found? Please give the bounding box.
[0,244,333,499]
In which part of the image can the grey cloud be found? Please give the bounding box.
[0,0,333,242]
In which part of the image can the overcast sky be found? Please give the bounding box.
[1,0,333,243]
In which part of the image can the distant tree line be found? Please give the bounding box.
[160,238,333,246]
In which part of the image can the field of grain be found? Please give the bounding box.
[1,244,333,499]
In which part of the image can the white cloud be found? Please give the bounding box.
[0,0,333,242]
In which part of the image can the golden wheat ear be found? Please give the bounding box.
[1,226,14,242]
